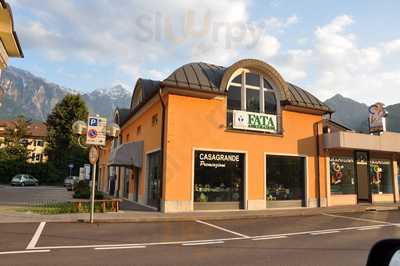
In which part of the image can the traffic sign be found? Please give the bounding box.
[89,146,99,165]
[86,116,107,146]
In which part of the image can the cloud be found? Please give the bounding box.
[384,39,400,54]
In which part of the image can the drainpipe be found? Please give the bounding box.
[314,121,321,207]
[158,88,166,212]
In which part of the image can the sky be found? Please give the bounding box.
[6,0,400,105]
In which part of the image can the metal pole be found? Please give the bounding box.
[90,161,97,224]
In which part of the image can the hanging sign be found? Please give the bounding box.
[86,116,107,146]
[232,110,277,133]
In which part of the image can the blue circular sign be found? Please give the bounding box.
[88,129,97,138]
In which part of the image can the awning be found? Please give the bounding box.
[323,131,400,153]
[108,141,144,168]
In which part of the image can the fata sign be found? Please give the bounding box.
[232,110,277,133]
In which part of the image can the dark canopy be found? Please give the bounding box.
[108,141,144,168]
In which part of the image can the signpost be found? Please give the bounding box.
[88,146,99,224]
[86,115,106,224]
[72,115,119,224]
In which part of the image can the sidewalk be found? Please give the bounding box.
[0,203,399,223]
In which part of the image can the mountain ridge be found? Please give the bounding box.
[0,66,131,121]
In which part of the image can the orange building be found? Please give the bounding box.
[98,59,400,212]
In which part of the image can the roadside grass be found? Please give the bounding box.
[18,201,114,215]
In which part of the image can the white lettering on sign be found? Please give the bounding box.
[197,152,241,168]
[199,153,240,162]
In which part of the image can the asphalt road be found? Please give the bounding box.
[1,210,400,265]
[0,185,73,205]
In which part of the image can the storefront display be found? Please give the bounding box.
[370,159,393,194]
[266,155,305,202]
[194,151,244,207]
[330,157,356,195]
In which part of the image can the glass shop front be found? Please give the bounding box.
[194,150,245,210]
[266,155,306,208]
[329,152,394,202]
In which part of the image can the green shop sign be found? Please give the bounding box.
[232,110,277,133]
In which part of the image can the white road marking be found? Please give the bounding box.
[34,237,244,250]
[26,222,46,250]
[322,213,392,225]
[95,246,146,250]
[27,218,398,251]
[196,220,249,238]
[249,224,393,239]
[182,241,224,246]
[310,230,340,235]
[252,236,288,241]
[357,226,384,231]
[0,249,50,255]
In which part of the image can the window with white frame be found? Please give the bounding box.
[227,70,280,130]
[227,71,278,114]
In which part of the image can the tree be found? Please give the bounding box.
[2,115,30,161]
[46,94,89,179]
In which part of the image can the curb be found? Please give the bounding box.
[0,205,398,224]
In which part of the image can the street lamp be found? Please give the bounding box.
[72,117,120,224]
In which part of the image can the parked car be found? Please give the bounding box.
[64,176,79,191]
[10,174,39,186]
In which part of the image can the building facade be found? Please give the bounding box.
[0,0,23,73]
[99,59,400,212]
[0,120,48,163]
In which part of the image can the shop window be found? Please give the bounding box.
[266,155,305,201]
[194,151,244,204]
[370,159,393,194]
[330,157,356,195]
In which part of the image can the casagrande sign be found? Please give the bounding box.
[232,110,277,133]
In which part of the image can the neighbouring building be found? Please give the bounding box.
[0,120,48,163]
[0,0,23,73]
[98,59,400,212]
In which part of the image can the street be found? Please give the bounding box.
[1,210,400,265]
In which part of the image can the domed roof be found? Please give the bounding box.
[163,60,332,113]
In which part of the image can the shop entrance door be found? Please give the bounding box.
[355,151,370,202]
[147,151,161,208]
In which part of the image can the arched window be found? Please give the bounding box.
[227,71,278,114]
[227,70,280,132]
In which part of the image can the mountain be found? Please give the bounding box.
[324,94,400,133]
[0,66,131,121]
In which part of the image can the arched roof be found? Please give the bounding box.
[130,78,160,110]
[113,108,131,126]
[162,59,332,113]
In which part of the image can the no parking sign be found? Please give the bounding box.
[86,116,107,146]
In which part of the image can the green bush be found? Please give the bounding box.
[73,180,104,199]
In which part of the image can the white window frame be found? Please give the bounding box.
[228,70,278,114]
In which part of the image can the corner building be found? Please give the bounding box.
[99,59,400,212]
